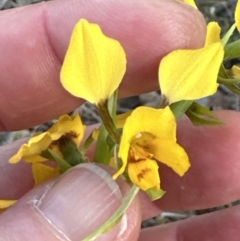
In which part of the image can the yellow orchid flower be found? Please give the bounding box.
[159,22,224,105]
[9,114,85,164]
[113,106,190,191]
[60,19,127,104]
[2,114,83,210]
[235,0,240,31]
[9,114,85,187]
[180,0,197,8]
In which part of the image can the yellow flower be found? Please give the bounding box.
[235,0,240,31]
[180,0,197,8]
[60,19,127,104]
[113,106,190,191]
[9,114,85,164]
[159,22,224,105]
[9,114,85,186]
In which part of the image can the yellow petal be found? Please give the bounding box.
[48,114,85,147]
[10,114,85,164]
[0,200,17,209]
[113,106,177,179]
[159,42,224,104]
[128,159,160,191]
[60,19,126,104]
[150,140,190,176]
[9,133,53,163]
[116,111,132,129]
[235,0,240,31]
[232,65,240,78]
[180,0,197,8]
[32,162,60,186]
[24,155,47,163]
[205,22,221,46]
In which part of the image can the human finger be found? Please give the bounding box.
[0,164,141,241]
[2,111,240,221]
[152,110,240,213]
[139,205,240,241]
[0,0,206,131]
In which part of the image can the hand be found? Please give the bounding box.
[1,0,239,240]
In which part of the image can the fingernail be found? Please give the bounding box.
[35,163,123,240]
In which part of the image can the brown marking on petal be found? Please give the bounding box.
[50,131,79,148]
[137,167,151,182]
[128,146,154,163]
[128,147,146,163]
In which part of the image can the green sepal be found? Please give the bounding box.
[60,139,87,166]
[108,89,118,124]
[224,83,240,95]
[186,102,224,126]
[224,39,240,60]
[170,100,193,119]
[218,76,240,84]
[221,23,236,46]
[93,124,112,164]
[81,132,94,154]
[82,185,139,241]
[145,188,165,201]
[218,63,240,95]
[94,91,119,164]
[41,149,71,173]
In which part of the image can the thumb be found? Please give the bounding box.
[0,164,141,241]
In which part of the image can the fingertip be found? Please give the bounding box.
[0,0,206,130]
[0,164,141,240]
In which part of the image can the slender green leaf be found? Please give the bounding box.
[221,23,236,46]
[186,102,224,126]
[218,76,240,84]
[81,132,94,154]
[224,39,240,60]
[93,124,111,164]
[82,185,140,241]
[44,148,71,173]
[108,89,118,124]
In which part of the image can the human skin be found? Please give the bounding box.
[1,0,240,240]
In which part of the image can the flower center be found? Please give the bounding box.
[128,132,155,163]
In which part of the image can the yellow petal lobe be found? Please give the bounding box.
[60,19,126,104]
[181,0,197,8]
[32,162,60,186]
[235,0,240,31]
[205,22,221,46]
[10,114,85,163]
[0,200,17,209]
[159,42,224,104]
[151,141,190,176]
[128,159,160,191]
[232,65,240,78]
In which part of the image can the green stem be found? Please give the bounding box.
[97,99,120,144]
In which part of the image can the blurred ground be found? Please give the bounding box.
[1,0,240,227]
